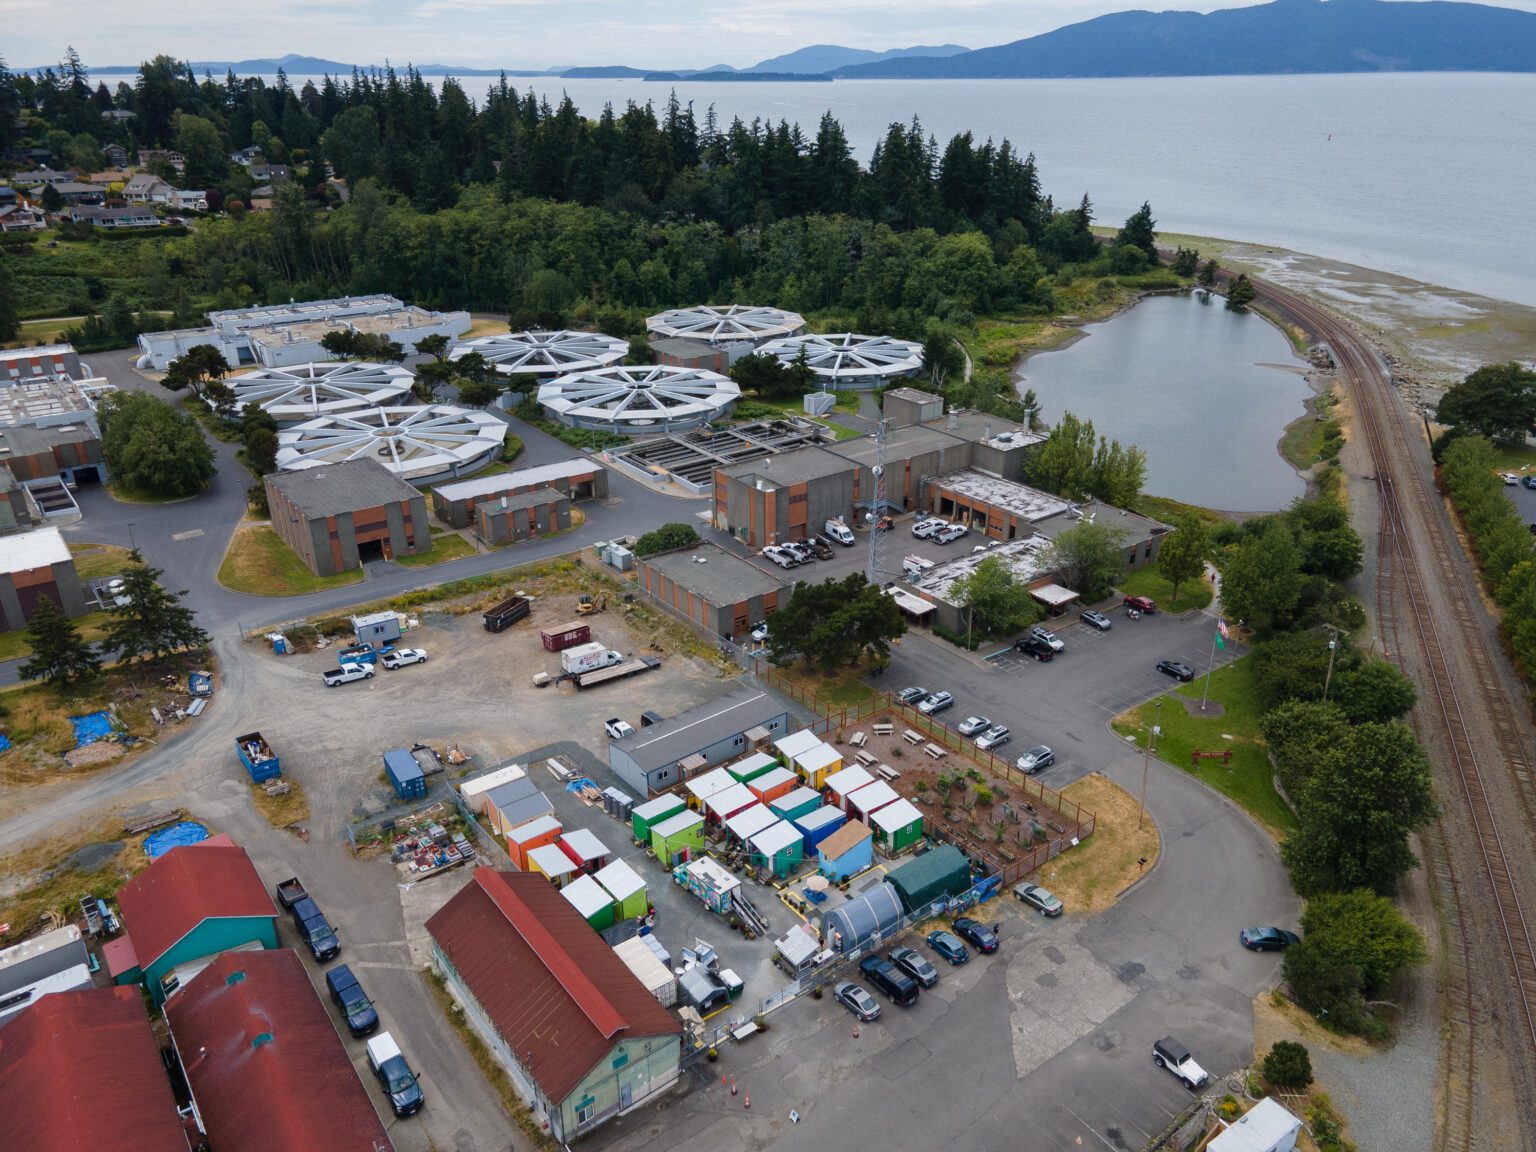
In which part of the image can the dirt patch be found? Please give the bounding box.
[1035,772,1161,915]
[0,817,151,941]
[61,839,125,873]
[1254,990,1375,1060]
[1176,696,1224,719]
[249,779,311,829]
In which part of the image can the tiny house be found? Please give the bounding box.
[650,810,705,865]
[593,858,648,922]
[506,814,562,870]
[793,804,846,855]
[747,766,797,805]
[771,786,823,824]
[794,742,842,789]
[527,842,578,888]
[870,797,924,854]
[630,795,684,843]
[726,751,778,784]
[561,873,615,932]
[824,765,875,811]
[749,821,804,879]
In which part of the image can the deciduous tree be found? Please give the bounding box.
[1155,513,1208,601]
[1221,521,1304,635]
[97,391,215,497]
[1434,362,1536,444]
[950,557,1041,639]
[1282,889,1426,1036]
[1045,521,1127,601]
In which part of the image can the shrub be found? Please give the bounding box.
[1262,1040,1314,1089]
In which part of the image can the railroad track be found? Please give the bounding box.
[1252,279,1536,1149]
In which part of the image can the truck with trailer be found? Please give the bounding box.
[560,641,624,675]
[274,877,340,961]
[483,595,532,633]
[567,655,661,690]
[235,731,281,782]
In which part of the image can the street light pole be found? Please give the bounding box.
[1138,698,1163,830]
[1321,624,1342,700]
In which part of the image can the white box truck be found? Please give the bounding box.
[561,641,624,675]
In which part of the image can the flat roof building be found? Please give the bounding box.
[275,404,507,483]
[635,543,790,640]
[0,345,83,381]
[431,457,608,528]
[0,420,107,486]
[265,458,431,576]
[608,683,789,797]
[757,332,923,390]
[0,524,87,628]
[475,488,572,546]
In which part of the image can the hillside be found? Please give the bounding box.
[747,43,968,74]
[834,0,1536,77]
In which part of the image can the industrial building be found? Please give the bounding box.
[0,924,92,1025]
[0,986,190,1152]
[604,417,826,497]
[430,458,608,528]
[607,684,789,796]
[136,293,471,371]
[265,458,431,576]
[222,361,414,422]
[274,404,507,483]
[0,376,115,430]
[0,344,84,381]
[165,950,394,1152]
[0,526,88,628]
[881,385,945,427]
[451,329,628,378]
[112,837,278,1005]
[537,365,740,434]
[427,867,682,1143]
[635,542,789,640]
[475,488,572,545]
[0,421,108,485]
[757,332,924,389]
[648,337,737,374]
[646,304,805,346]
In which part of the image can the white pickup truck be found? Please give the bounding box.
[322,662,374,687]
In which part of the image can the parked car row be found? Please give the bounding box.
[323,644,429,685]
[911,517,970,544]
[833,919,1004,1021]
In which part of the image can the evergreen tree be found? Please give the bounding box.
[1226,273,1257,311]
[17,596,102,689]
[1114,201,1159,264]
[103,553,209,665]
[0,256,19,342]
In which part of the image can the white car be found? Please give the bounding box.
[935,524,969,544]
[380,647,427,669]
[975,725,1012,750]
[751,622,770,643]
[957,715,992,737]
[912,518,947,539]
[1029,625,1066,653]
[763,547,797,569]
[1503,472,1520,485]
[604,718,636,739]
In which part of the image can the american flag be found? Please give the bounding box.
[1217,618,1231,641]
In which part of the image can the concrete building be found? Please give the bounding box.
[636,542,790,639]
[714,446,856,549]
[0,986,189,1152]
[431,458,608,529]
[649,337,735,373]
[0,421,108,485]
[0,376,116,430]
[223,361,414,422]
[0,527,88,628]
[136,294,471,371]
[1208,1099,1304,1152]
[427,867,682,1143]
[882,385,945,427]
[451,330,627,379]
[113,839,278,1005]
[0,346,83,382]
[475,488,572,545]
[165,950,394,1152]
[274,405,507,483]
[537,365,740,435]
[607,684,789,797]
[265,458,431,576]
[0,467,36,535]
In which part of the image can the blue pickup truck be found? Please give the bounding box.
[274,877,340,962]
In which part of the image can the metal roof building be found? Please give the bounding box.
[646,304,806,345]
[223,361,414,422]
[451,330,628,377]
[820,878,903,953]
[165,950,393,1152]
[537,365,740,434]
[275,404,507,482]
[607,684,789,796]
[0,985,189,1152]
[757,333,923,390]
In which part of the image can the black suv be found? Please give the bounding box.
[858,954,920,1006]
[1015,636,1055,662]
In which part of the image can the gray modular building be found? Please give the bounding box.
[882,386,944,428]
[0,345,83,383]
[636,544,790,639]
[475,488,572,545]
[0,525,88,629]
[0,467,34,534]
[265,457,430,575]
[607,684,790,797]
[431,458,608,529]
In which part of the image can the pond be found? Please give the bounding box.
[1020,293,1311,512]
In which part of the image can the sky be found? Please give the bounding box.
[8,0,1536,73]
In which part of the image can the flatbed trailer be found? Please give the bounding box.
[569,656,661,690]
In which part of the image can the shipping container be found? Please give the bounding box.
[539,620,591,652]
[384,747,427,801]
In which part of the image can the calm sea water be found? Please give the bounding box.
[1023,293,1311,512]
[272,72,1536,306]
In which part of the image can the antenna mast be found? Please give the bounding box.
[866,418,888,586]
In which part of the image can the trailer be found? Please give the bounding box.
[274,876,308,910]
[483,595,532,633]
[236,731,281,782]
[560,641,622,675]
[540,620,591,652]
[569,656,661,690]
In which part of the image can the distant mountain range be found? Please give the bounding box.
[61,3,1536,82]
[834,0,1536,77]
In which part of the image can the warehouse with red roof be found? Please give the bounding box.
[0,985,190,1152]
[164,949,393,1152]
[427,867,682,1142]
[114,839,278,1004]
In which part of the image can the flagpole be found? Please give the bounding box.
[1200,628,1219,711]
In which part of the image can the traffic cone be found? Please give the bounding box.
[853,1022,860,1038]
[730,1077,738,1096]
[744,1094,750,1110]
[722,1074,729,1086]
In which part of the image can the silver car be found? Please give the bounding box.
[917,690,954,715]
[975,725,1011,751]
[957,715,992,737]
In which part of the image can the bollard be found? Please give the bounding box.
[853,1022,860,1038]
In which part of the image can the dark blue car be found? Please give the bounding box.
[1240,926,1300,952]
[954,917,1000,954]
[926,930,970,965]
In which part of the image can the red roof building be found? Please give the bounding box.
[0,985,189,1152]
[164,949,392,1152]
[115,841,278,1003]
[427,867,682,1142]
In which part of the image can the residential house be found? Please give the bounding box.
[248,197,274,213]
[137,149,185,172]
[123,173,174,204]
[249,162,291,184]
[103,142,129,167]
[50,181,104,205]
[230,146,263,166]
[428,867,682,1142]
[68,204,159,228]
[170,189,208,212]
[0,203,46,232]
[11,168,76,187]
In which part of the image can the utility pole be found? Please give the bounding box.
[1321,623,1342,699]
[865,418,888,587]
[1138,698,1163,830]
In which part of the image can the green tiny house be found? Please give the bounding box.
[630,795,685,843]
[749,821,805,879]
[593,858,648,922]
[650,810,705,865]
[870,798,925,855]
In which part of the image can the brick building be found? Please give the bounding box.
[0,526,87,629]
[636,543,790,640]
[265,458,429,575]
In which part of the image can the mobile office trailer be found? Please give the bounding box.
[352,610,402,646]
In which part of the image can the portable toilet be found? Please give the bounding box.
[727,751,778,784]
[505,814,562,870]
[774,728,821,768]
[793,804,846,855]
[794,742,842,789]
[352,610,402,646]
[630,794,685,843]
[527,842,578,888]
[383,747,426,801]
[771,786,822,824]
[869,797,925,854]
[558,828,610,875]
[825,765,876,811]
[593,858,648,922]
[724,804,779,846]
[749,821,804,879]
[817,819,874,882]
[846,780,901,824]
[650,810,705,866]
[747,766,797,805]
[561,873,615,932]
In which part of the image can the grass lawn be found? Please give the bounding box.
[395,532,476,568]
[1132,493,1228,530]
[0,818,146,940]
[1483,441,1536,474]
[4,316,78,349]
[68,542,134,580]
[1045,772,1161,915]
[107,479,201,504]
[1111,657,1297,838]
[218,524,365,596]
[1119,565,1213,614]
[249,779,311,827]
[774,662,882,709]
[0,609,114,662]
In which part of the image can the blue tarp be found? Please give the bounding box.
[144,822,209,859]
[0,734,10,754]
[566,778,596,794]
[70,710,116,748]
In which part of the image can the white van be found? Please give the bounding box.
[824,519,856,546]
